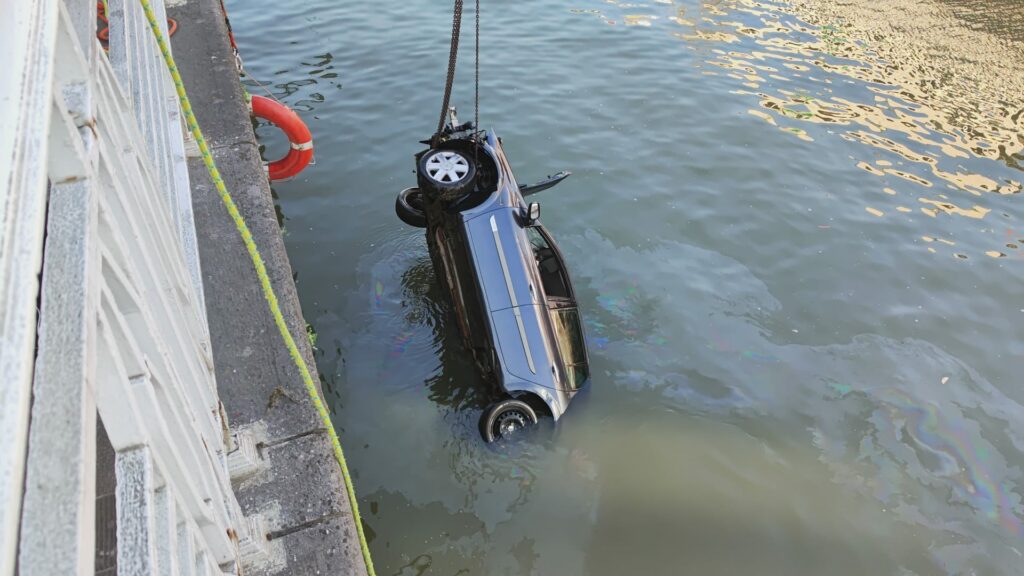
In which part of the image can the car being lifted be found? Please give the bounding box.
[395,110,589,442]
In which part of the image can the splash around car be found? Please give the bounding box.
[395,109,589,442]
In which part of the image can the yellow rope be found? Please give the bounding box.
[136,2,376,574]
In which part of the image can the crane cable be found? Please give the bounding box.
[432,0,481,148]
[475,0,480,149]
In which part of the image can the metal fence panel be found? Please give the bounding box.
[8,0,265,573]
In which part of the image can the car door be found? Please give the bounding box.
[524,226,590,390]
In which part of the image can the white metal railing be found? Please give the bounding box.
[1,1,262,574]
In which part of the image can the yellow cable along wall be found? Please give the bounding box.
[136,2,376,573]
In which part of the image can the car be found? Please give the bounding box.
[395,109,590,442]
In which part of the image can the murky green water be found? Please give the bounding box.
[227,0,1024,573]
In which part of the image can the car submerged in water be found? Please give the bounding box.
[395,110,590,442]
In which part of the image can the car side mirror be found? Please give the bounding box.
[527,202,541,225]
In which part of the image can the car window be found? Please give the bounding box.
[550,307,589,390]
[566,365,589,391]
[524,227,570,300]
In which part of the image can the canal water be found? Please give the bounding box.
[227,0,1024,573]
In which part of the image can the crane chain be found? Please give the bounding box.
[434,0,464,146]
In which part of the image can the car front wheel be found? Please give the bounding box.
[417,148,476,202]
[482,399,538,442]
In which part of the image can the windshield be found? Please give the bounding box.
[550,307,589,390]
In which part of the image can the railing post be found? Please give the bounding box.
[0,0,59,570]
[64,0,97,59]
[116,447,160,576]
[17,5,100,575]
[17,179,99,576]
[154,486,181,576]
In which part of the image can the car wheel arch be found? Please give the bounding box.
[513,392,553,419]
[502,386,556,420]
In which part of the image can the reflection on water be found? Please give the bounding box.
[585,0,1023,258]
[228,0,1024,573]
[243,52,339,112]
[561,231,1024,571]
[400,257,493,412]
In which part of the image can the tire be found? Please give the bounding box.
[417,148,476,202]
[395,187,427,228]
[481,399,538,443]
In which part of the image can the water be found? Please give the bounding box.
[226,0,1024,573]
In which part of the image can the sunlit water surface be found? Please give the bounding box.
[226,0,1024,573]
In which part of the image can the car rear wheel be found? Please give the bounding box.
[417,148,476,202]
[395,187,427,228]
[482,399,538,442]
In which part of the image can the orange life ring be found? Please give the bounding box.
[251,95,314,180]
[97,8,176,42]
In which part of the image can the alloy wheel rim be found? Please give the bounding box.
[425,151,469,183]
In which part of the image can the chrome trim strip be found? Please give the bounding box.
[490,215,536,373]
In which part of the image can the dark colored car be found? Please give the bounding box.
[395,110,589,441]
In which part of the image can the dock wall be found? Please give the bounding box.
[168,1,369,573]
